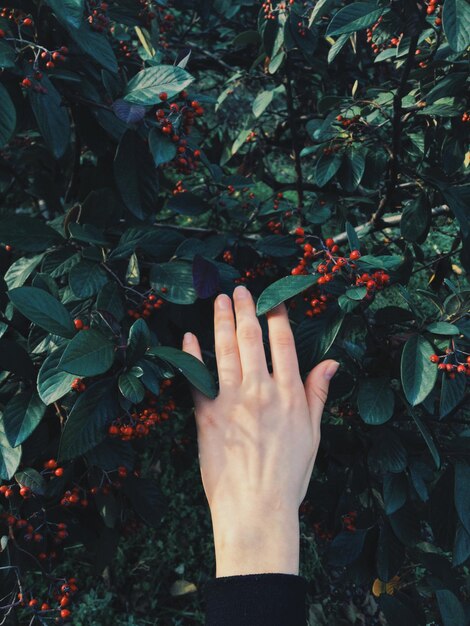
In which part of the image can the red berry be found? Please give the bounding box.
[295,227,304,236]
[54,467,64,477]
[23,17,33,26]
[21,78,32,88]
[60,609,71,619]
[325,238,334,248]
[0,29,5,38]
[159,92,168,101]
[74,318,84,330]
[349,250,361,260]
[430,354,439,363]
[457,365,466,374]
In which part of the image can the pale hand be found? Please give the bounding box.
[182,285,338,577]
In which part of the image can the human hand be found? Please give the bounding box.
[182,284,338,577]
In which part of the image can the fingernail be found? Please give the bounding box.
[234,285,249,299]
[324,361,340,380]
[216,294,231,310]
[183,332,193,344]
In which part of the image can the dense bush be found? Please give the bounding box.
[0,0,469,623]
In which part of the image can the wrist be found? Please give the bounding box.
[211,507,300,577]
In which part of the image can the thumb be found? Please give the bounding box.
[304,359,339,434]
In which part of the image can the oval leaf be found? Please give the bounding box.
[59,329,115,376]
[401,335,438,406]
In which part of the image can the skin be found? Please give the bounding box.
[182,284,339,578]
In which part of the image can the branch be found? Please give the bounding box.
[371,32,420,225]
[284,54,305,216]
[151,204,450,244]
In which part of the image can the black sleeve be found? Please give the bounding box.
[204,573,308,626]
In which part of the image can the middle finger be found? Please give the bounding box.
[233,285,270,381]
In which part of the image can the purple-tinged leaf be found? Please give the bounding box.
[192,254,220,299]
[112,99,147,124]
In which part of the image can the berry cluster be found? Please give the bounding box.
[261,0,295,20]
[127,293,165,319]
[430,351,470,378]
[223,249,234,264]
[155,92,204,174]
[172,179,187,195]
[426,0,442,25]
[288,237,390,316]
[234,258,277,285]
[87,1,110,32]
[107,383,175,440]
[17,577,78,622]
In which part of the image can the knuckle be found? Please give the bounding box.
[270,330,293,348]
[237,321,262,343]
[218,341,238,358]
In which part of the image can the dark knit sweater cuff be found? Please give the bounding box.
[204,573,308,626]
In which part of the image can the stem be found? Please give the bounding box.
[284,54,304,217]
[371,33,420,225]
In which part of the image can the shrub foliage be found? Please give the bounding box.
[0,0,469,623]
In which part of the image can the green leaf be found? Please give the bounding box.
[122,476,167,528]
[346,221,360,251]
[37,344,77,405]
[344,286,367,300]
[150,262,197,304]
[4,253,45,289]
[426,322,460,336]
[409,408,440,469]
[44,0,84,28]
[68,222,110,246]
[443,0,470,53]
[109,227,184,261]
[252,90,274,117]
[114,130,159,220]
[439,184,470,238]
[294,308,344,373]
[15,468,47,495]
[256,275,319,316]
[66,22,118,73]
[416,97,462,117]
[400,196,431,244]
[167,192,211,216]
[369,429,407,474]
[148,346,217,399]
[59,329,115,376]
[357,378,395,425]
[69,260,108,298]
[127,318,150,364]
[124,65,194,105]
[0,423,21,480]
[454,461,470,537]
[440,373,466,418]
[435,589,466,626]
[96,282,126,322]
[0,338,35,380]
[149,128,177,166]
[401,335,438,406]
[28,74,71,159]
[118,373,145,404]
[383,472,407,515]
[255,235,297,257]
[338,147,366,192]
[8,286,76,338]
[0,83,16,147]
[2,391,46,447]
[0,41,16,69]
[328,529,368,566]
[326,3,385,37]
[0,216,63,253]
[356,255,403,271]
[315,151,342,187]
[59,379,118,461]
